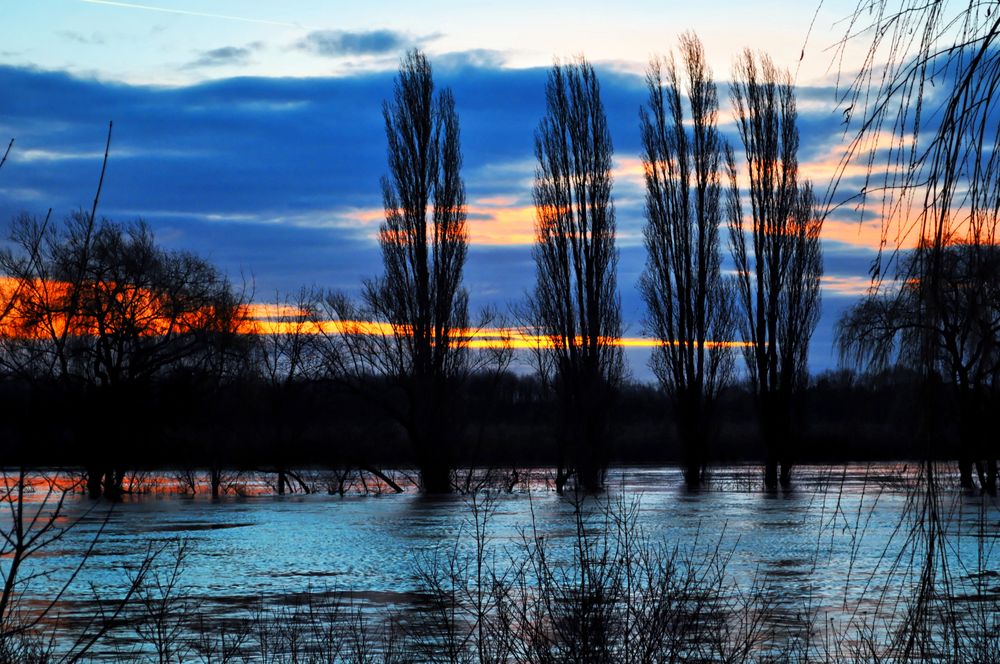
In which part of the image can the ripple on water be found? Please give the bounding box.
[6,464,997,649]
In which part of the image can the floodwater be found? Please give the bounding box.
[6,464,1000,656]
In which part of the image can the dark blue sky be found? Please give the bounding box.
[0,58,879,378]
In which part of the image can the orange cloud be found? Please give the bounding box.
[468,203,537,245]
[245,302,311,320]
[340,200,538,246]
[822,218,888,249]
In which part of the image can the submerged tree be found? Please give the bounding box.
[838,241,1000,492]
[252,288,324,495]
[326,50,469,494]
[831,2,1000,493]
[827,5,1000,655]
[639,34,735,489]
[0,213,240,499]
[726,50,823,490]
[529,58,623,493]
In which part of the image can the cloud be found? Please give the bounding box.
[0,60,864,374]
[297,30,433,58]
[59,30,106,45]
[433,49,508,70]
[185,43,262,69]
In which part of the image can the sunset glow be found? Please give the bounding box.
[248,312,746,350]
[4,4,1000,659]
[0,0,984,378]
[0,280,746,351]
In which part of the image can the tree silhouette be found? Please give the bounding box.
[831,1,1000,493]
[252,288,324,495]
[325,50,469,494]
[0,139,12,174]
[838,241,1000,491]
[726,50,823,489]
[639,34,735,489]
[529,57,623,493]
[828,6,1000,653]
[1,214,240,499]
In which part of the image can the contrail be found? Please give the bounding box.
[79,0,308,29]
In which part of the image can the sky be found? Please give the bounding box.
[0,0,889,378]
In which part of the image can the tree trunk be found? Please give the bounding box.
[86,466,103,499]
[986,459,997,497]
[554,465,569,495]
[210,468,221,497]
[958,393,981,490]
[576,386,608,493]
[779,459,793,489]
[576,461,604,494]
[958,458,975,490]
[419,460,452,494]
[683,462,702,490]
[975,460,988,492]
[103,469,123,501]
[762,403,781,491]
[575,418,606,493]
[764,457,779,491]
[413,403,453,494]
[277,469,286,495]
[680,407,705,491]
[761,395,792,490]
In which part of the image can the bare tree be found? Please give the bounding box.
[325,50,469,494]
[830,1,1000,279]
[826,7,1000,654]
[2,122,240,499]
[529,57,623,493]
[639,34,735,489]
[0,214,241,499]
[0,139,12,174]
[838,241,1000,491]
[726,50,823,489]
[831,2,1000,491]
[196,281,256,498]
[251,288,324,495]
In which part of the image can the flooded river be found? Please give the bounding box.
[6,464,1000,660]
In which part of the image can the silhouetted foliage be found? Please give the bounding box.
[639,33,735,489]
[250,288,324,494]
[323,50,469,494]
[838,242,1000,490]
[726,50,824,489]
[528,57,623,493]
[831,2,1000,495]
[0,213,242,499]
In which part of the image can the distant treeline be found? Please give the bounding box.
[0,365,940,474]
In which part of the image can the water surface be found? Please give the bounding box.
[8,464,1000,653]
